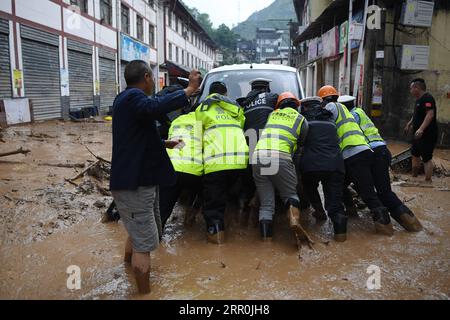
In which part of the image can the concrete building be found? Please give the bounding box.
[159,0,218,86]
[236,38,257,63]
[256,27,290,64]
[292,0,450,146]
[0,0,217,123]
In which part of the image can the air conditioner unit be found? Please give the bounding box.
[400,0,434,27]
[400,45,430,70]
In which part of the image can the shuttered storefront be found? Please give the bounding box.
[67,39,93,111]
[21,25,61,120]
[0,19,11,99]
[99,48,116,114]
[333,59,340,89]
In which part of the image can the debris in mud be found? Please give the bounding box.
[77,180,96,195]
[397,182,434,188]
[0,147,31,158]
[38,162,85,169]
[28,132,56,139]
[0,125,5,143]
[70,116,106,124]
[94,200,106,209]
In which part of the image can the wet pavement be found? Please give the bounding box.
[0,120,449,300]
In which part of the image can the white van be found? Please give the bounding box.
[196,63,305,103]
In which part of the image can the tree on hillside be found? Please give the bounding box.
[184,4,238,65]
[213,24,238,50]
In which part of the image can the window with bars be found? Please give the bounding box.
[168,10,172,27]
[70,0,88,14]
[100,0,112,25]
[121,4,129,34]
[136,15,144,41]
[149,24,155,47]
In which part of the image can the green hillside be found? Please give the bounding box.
[233,0,297,40]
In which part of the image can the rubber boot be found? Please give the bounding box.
[287,204,314,244]
[206,223,225,245]
[391,205,423,232]
[184,206,197,226]
[259,220,273,241]
[333,220,348,242]
[238,199,250,227]
[345,204,359,218]
[372,207,394,236]
[312,208,327,221]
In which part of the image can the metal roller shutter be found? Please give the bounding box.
[21,26,61,120]
[99,48,116,114]
[0,19,11,99]
[333,59,339,89]
[67,40,93,111]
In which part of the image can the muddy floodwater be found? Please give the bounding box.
[0,121,449,300]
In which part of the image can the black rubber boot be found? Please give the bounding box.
[391,205,423,232]
[345,204,359,218]
[312,208,328,221]
[206,222,225,244]
[259,220,273,241]
[332,216,348,242]
[371,207,394,236]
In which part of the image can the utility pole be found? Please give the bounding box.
[269,19,294,66]
[346,0,353,95]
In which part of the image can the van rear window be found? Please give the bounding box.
[199,70,302,102]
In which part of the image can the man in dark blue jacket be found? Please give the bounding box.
[299,96,348,242]
[110,60,200,294]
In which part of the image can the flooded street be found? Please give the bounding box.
[0,121,449,300]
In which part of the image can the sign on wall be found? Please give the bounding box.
[339,21,348,54]
[308,38,318,61]
[13,69,23,90]
[322,27,338,58]
[60,69,69,96]
[400,45,430,70]
[121,34,151,62]
[3,98,31,125]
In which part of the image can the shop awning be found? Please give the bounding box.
[293,0,364,45]
[160,61,192,78]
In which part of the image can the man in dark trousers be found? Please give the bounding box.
[238,79,278,224]
[318,85,393,236]
[339,95,423,232]
[405,78,439,182]
[110,60,200,294]
[196,82,249,244]
[299,97,348,242]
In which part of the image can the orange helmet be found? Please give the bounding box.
[317,85,339,99]
[276,92,300,109]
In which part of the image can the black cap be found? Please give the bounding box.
[250,78,272,89]
[209,81,227,95]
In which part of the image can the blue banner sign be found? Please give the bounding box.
[121,34,150,62]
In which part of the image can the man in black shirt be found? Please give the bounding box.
[241,78,279,140]
[237,79,278,224]
[405,78,438,181]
